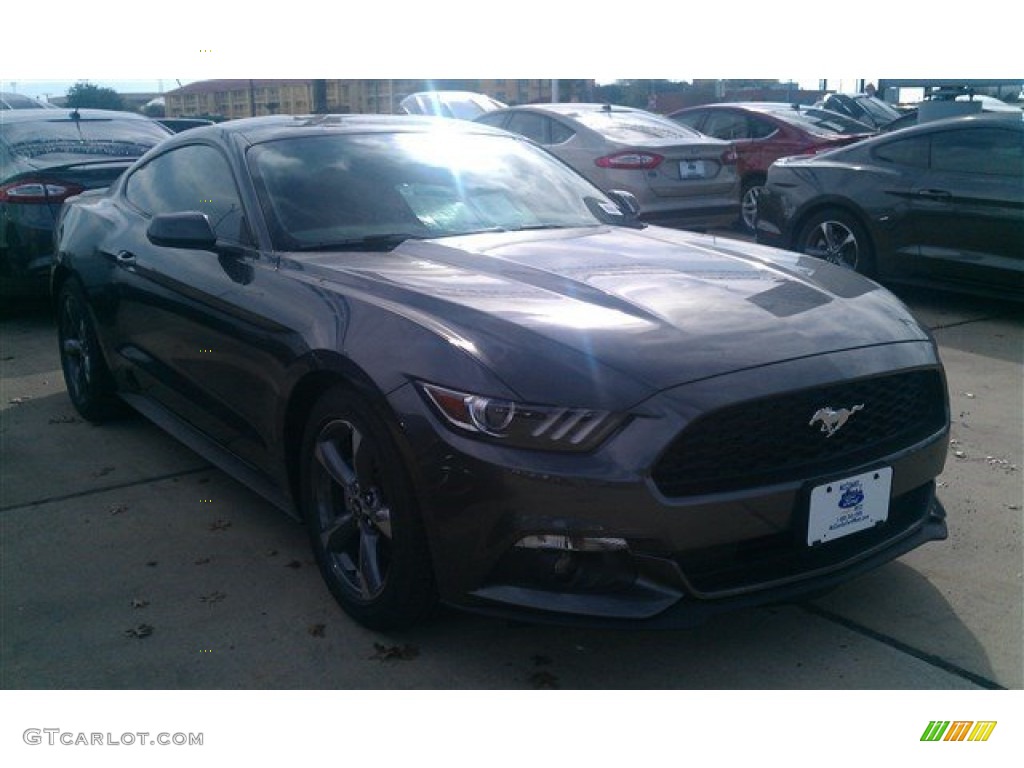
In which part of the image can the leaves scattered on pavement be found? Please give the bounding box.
[308,624,326,638]
[529,670,559,689]
[130,598,150,609]
[208,519,232,532]
[370,643,419,661]
[124,624,153,639]
[199,591,226,604]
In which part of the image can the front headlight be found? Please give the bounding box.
[418,382,627,452]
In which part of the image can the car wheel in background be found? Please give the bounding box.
[796,208,876,276]
[739,177,765,233]
[57,280,122,422]
[301,386,436,630]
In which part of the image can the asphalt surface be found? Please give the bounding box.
[1,273,1021,690]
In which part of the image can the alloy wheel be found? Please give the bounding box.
[802,219,861,270]
[310,417,393,602]
[59,291,94,405]
[740,184,763,232]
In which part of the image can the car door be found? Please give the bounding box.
[108,142,290,473]
[907,124,1024,292]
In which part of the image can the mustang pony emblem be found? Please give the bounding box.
[809,404,864,437]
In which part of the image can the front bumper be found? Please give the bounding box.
[388,342,950,628]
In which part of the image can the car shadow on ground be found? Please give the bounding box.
[384,557,1000,689]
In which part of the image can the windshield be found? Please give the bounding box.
[247,130,625,250]
[570,109,705,142]
[2,117,171,159]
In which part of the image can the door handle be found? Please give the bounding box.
[916,189,952,201]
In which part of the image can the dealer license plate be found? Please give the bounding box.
[807,467,892,546]
[679,160,707,179]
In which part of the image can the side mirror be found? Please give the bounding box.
[605,189,641,219]
[147,212,218,250]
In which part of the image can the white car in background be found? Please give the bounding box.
[399,91,506,120]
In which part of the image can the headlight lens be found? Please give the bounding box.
[419,383,626,452]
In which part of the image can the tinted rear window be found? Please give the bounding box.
[767,107,873,136]
[2,117,170,160]
[571,110,704,142]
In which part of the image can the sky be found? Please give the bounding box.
[6,78,867,101]
[3,4,1015,102]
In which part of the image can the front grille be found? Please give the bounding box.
[651,369,947,498]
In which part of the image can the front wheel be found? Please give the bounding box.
[796,208,875,276]
[301,386,436,630]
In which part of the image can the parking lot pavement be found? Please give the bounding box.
[1,285,1021,690]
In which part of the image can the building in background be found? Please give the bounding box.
[164,79,595,119]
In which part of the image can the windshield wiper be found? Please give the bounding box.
[511,224,574,231]
[447,224,574,236]
[294,233,427,252]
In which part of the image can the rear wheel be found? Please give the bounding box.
[796,208,875,276]
[301,386,436,630]
[739,177,765,233]
[57,280,121,422]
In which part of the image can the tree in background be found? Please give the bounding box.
[66,81,124,110]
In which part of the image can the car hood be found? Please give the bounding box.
[289,226,931,402]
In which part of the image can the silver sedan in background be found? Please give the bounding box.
[476,103,739,231]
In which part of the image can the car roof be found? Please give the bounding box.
[165,113,512,145]
[500,102,649,116]
[884,112,1023,135]
[0,107,156,124]
[714,102,816,112]
[404,90,498,100]
[810,113,1023,158]
[671,102,828,116]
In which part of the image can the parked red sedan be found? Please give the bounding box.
[668,103,875,231]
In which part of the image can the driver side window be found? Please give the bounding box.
[125,144,250,244]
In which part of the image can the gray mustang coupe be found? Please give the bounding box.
[52,115,949,629]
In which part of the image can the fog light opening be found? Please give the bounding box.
[514,534,629,552]
[553,552,577,578]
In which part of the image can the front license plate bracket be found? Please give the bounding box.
[807,467,892,546]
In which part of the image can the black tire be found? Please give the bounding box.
[56,279,122,422]
[301,386,436,630]
[795,208,876,276]
[739,177,765,234]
